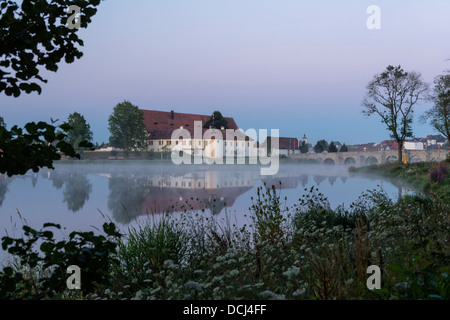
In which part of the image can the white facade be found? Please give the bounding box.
[147,137,257,158]
[94,146,115,152]
[404,141,424,150]
[149,170,254,190]
[425,139,446,146]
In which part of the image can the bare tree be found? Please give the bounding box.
[362,65,429,163]
[421,73,450,143]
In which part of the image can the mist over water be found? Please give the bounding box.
[0,161,414,265]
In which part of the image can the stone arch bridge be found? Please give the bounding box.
[291,149,448,166]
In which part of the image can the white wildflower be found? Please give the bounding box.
[282,266,300,279]
[184,281,203,293]
[293,288,306,297]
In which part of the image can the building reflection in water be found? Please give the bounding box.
[107,170,255,224]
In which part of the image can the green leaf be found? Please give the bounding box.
[43,223,61,229]
[1,237,14,250]
[387,264,405,275]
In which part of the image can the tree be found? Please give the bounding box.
[421,73,450,143]
[62,173,92,212]
[0,0,100,176]
[161,144,171,159]
[299,140,309,153]
[340,143,349,152]
[314,139,328,153]
[0,121,89,176]
[0,116,5,128]
[108,100,148,152]
[66,112,93,148]
[313,143,323,153]
[108,174,148,224]
[330,141,342,150]
[328,141,338,153]
[203,111,228,129]
[1,0,101,96]
[362,65,429,163]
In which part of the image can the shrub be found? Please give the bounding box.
[430,164,447,185]
[250,183,289,245]
[112,217,189,293]
[0,222,121,299]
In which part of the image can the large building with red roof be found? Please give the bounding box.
[140,109,257,158]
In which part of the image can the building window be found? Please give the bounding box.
[149,141,154,146]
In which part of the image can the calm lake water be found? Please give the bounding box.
[0,161,415,265]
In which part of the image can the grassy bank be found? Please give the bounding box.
[107,184,449,300]
[349,159,450,199]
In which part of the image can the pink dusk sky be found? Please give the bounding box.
[1,0,450,145]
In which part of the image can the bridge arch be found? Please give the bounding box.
[291,150,442,165]
[323,158,335,166]
[344,157,356,165]
[314,175,327,185]
[366,156,379,165]
[386,156,398,163]
[409,156,423,163]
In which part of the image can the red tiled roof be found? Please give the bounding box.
[140,110,251,140]
[420,134,447,143]
[263,137,299,150]
[377,140,398,150]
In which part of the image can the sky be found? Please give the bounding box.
[1,0,450,145]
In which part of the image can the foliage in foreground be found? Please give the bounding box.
[0,222,121,299]
[0,121,93,177]
[1,182,448,300]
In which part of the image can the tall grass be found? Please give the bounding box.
[98,183,449,300]
[111,216,189,295]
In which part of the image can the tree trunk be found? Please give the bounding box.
[397,140,403,164]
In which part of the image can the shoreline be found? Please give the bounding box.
[348,160,450,201]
